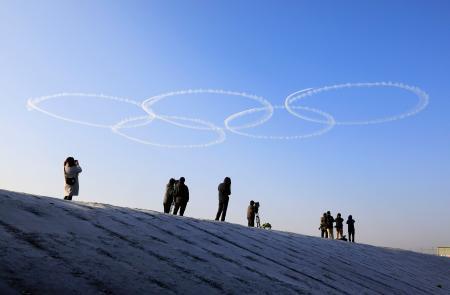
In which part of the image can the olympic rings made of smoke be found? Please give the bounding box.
[26,82,429,148]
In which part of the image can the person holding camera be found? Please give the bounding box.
[64,157,82,201]
[215,177,231,221]
[247,200,256,227]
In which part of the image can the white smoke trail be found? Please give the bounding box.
[111,115,226,149]
[141,89,274,131]
[27,93,146,129]
[284,82,429,125]
[224,105,336,140]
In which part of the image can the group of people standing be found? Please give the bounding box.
[162,177,260,228]
[62,157,356,242]
[163,177,190,216]
[320,211,356,242]
[163,176,231,221]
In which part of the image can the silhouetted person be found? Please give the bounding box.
[319,212,328,238]
[347,215,355,243]
[173,177,189,216]
[326,211,335,239]
[64,157,82,201]
[335,213,344,239]
[247,200,255,227]
[163,178,176,213]
[215,177,231,221]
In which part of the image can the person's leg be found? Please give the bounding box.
[248,218,254,227]
[328,228,334,239]
[349,230,354,242]
[321,229,324,238]
[173,202,180,215]
[179,201,187,216]
[215,201,224,220]
[67,195,72,201]
[220,198,229,221]
[163,203,169,213]
[352,230,355,243]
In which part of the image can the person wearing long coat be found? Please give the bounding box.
[163,178,176,213]
[64,157,82,200]
[215,177,231,221]
[247,200,256,227]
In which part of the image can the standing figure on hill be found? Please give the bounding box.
[335,213,344,239]
[347,215,356,243]
[173,177,189,216]
[319,212,328,238]
[326,211,335,239]
[163,178,176,214]
[247,200,256,227]
[63,157,82,201]
[215,177,231,221]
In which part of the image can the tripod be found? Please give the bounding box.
[255,213,261,228]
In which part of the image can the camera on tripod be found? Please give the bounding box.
[254,202,261,228]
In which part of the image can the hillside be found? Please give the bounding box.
[0,189,449,294]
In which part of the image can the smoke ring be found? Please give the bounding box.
[141,89,274,131]
[224,105,335,140]
[284,82,429,125]
[111,115,226,149]
[27,93,153,129]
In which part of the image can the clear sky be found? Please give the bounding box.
[1,0,449,251]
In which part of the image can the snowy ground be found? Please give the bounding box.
[0,189,449,294]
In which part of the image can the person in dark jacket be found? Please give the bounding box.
[326,211,335,239]
[247,200,255,227]
[163,178,176,213]
[173,177,189,216]
[346,215,356,243]
[319,212,328,238]
[215,177,231,221]
[335,213,344,239]
[64,157,82,200]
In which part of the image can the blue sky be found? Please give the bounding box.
[1,0,449,251]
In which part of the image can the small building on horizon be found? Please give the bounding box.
[437,247,450,257]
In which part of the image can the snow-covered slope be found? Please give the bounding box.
[0,189,449,294]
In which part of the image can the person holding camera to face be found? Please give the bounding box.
[215,177,231,222]
[64,157,82,201]
[247,200,260,227]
